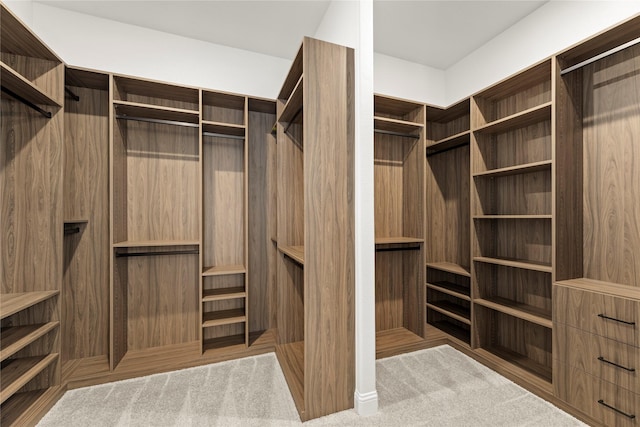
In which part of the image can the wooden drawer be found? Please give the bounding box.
[555,324,639,393]
[554,285,639,346]
[556,364,639,427]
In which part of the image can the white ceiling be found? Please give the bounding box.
[35,0,548,69]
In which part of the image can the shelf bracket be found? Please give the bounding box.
[1,86,52,118]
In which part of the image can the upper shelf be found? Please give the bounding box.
[1,61,61,107]
[376,237,424,245]
[426,130,470,154]
[279,76,303,124]
[279,245,304,265]
[474,103,551,134]
[426,262,471,277]
[0,291,60,320]
[113,240,199,248]
[114,100,200,125]
[374,116,424,136]
[202,121,245,138]
[473,160,552,179]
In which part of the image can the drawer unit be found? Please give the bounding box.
[556,364,639,427]
[554,324,639,393]
[554,284,639,347]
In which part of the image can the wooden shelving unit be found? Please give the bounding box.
[113,100,199,124]
[373,94,426,353]
[471,58,553,385]
[276,38,355,421]
[426,99,471,153]
[0,323,60,362]
[202,265,246,277]
[426,262,470,277]
[0,61,61,107]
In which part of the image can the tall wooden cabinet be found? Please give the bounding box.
[275,37,355,421]
[1,4,65,425]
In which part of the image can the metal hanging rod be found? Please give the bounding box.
[1,86,52,118]
[115,115,199,128]
[202,131,245,140]
[374,129,420,139]
[283,107,303,134]
[116,250,199,258]
[561,36,640,75]
[64,227,81,235]
[375,245,421,253]
[65,87,80,102]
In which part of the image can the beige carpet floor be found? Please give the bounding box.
[38,345,585,426]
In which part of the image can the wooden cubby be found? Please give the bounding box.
[1,4,65,425]
[373,94,425,355]
[276,37,354,422]
[425,99,471,345]
[470,58,554,386]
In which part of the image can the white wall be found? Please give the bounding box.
[16,2,290,99]
[314,0,378,417]
[445,1,640,104]
[374,53,446,106]
[4,0,33,25]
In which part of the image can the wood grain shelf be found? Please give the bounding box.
[202,334,246,354]
[278,245,304,265]
[0,322,59,362]
[473,160,552,178]
[0,291,59,320]
[279,76,303,124]
[374,116,423,135]
[202,287,246,302]
[473,256,552,273]
[275,341,304,417]
[429,320,470,344]
[202,120,245,138]
[375,236,424,245]
[475,346,553,387]
[426,130,470,154]
[426,301,471,325]
[426,262,471,277]
[202,308,246,328]
[426,281,470,301]
[375,327,426,359]
[202,264,246,277]
[63,219,89,225]
[0,386,63,427]
[113,100,199,124]
[473,215,552,219]
[475,102,552,134]
[113,240,199,248]
[0,354,58,404]
[474,297,552,329]
[0,62,61,107]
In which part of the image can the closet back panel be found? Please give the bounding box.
[582,44,640,287]
[375,251,404,331]
[248,110,277,332]
[63,85,110,360]
[202,137,244,267]
[374,134,409,237]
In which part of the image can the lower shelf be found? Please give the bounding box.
[476,346,552,388]
[203,334,246,354]
[275,341,304,417]
[0,354,59,404]
[376,327,425,359]
[428,320,470,345]
[0,385,65,427]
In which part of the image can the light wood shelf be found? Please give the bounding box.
[426,130,470,154]
[475,347,553,388]
[202,264,246,277]
[427,281,471,301]
[279,76,303,124]
[275,341,305,417]
[203,334,246,354]
[375,327,426,359]
[429,320,470,344]
[473,256,552,273]
[202,287,246,303]
[63,219,89,225]
[201,121,245,137]
[278,245,304,265]
[375,236,424,245]
[474,102,552,134]
[113,240,199,248]
[0,61,60,107]
[473,215,552,219]
[374,116,423,135]
[426,262,470,277]
[473,160,552,178]
[0,354,58,404]
[426,301,471,325]
[0,291,59,320]
[474,297,552,329]
[113,100,199,124]
[202,308,246,328]
[0,322,59,362]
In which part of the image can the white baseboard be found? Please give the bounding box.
[354,389,378,416]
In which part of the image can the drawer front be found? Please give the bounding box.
[554,285,639,346]
[556,364,639,427]
[555,324,639,393]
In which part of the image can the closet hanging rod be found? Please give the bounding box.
[65,87,80,102]
[374,129,420,139]
[115,115,199,128]
[202,131,245,140]
[115,250,199,258]
[560,36,640,75]
[1,86,52,118]
[283,107,303,134]
[375,245,421,252]
[64,227,80,235]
